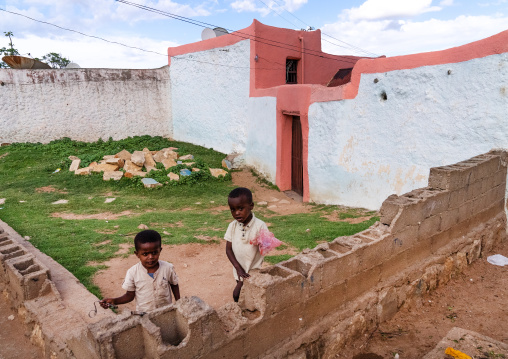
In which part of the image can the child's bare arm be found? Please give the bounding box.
[100,291,135,309]
[226,241,250,278]
[170,284,180,301]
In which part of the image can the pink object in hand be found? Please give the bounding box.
[250,229,283,256]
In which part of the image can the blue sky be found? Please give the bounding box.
[1,0,507,68]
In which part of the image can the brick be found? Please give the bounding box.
[458,201,473,223]
[422,191,450,218]
[390,225,418,255]
[379,195,401,225]
[321,251,359,289]
[475,156,501,180]
[429,165,474,191]
[403,236,433,267]
[345,266,381,302]
[440,208,459,232]
[391,200,425,233]
[244,303,304,358]
[472,194,487,215]
[303,281,347,324]
[448,188,466,209]
[430,230,451,254]
[418,215,441,239]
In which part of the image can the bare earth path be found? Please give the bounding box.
[2,169,508,358]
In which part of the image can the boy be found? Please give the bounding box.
[100,230,180,312]
[225,187,268,302]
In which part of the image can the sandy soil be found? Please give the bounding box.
[4,168,507,358]
[94,170,309,310]
[0,290,43,358]
[341,238,508,358]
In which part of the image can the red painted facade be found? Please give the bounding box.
[168,20,508,202]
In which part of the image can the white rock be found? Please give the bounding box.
[52,199,68,205]
[103,171,123,181]
[257,201,268,206]
[131,151,146,167]
[69,159,81,172]
[7,315,14,321]
[138,224,149,230]
[104,198,116,203]
[0,198,5,205]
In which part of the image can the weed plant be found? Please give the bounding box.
[0,137,378,297]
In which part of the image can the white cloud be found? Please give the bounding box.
[230,0,307,16]
[321,14,508,57]
[13,34,178,68]
[439,0,454,6]
[344,0,441,21]
[113,0,212,22]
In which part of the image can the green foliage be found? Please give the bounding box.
[41,52,71,69]
[0,136,379,298]
[0,31,71,69]
[264,254,294,264]
[0,31,20,68]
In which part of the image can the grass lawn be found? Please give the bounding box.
[0,137,378,297]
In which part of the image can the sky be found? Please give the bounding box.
[0,0,507,69]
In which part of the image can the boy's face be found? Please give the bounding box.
[228,195,254,224]
[135,241,162,271]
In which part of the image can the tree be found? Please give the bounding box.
[0,32,71,69]
[0,31,20,68]
[41,52,71,69]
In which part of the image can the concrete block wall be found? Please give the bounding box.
[0,67,172,144]
[0,151,506,358]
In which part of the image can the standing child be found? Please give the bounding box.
[100,230,180,312]
[225,187,268,302]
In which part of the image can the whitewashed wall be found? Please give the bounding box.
[169,40,251,155]
[308,52,508,210]
[245,96,277,182]
[0,67,171,144]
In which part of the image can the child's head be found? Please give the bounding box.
[134,230,162,271]
[228,187,254,224]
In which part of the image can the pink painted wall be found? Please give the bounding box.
[167,20,508,204]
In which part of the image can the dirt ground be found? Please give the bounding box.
[341,238,508,359]
[2,169,508,358]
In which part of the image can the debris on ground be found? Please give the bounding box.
[66,148,231,185]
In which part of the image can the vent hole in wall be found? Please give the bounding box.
[380,91,387,101]
[373,78,379,83]
[448,69,452,75]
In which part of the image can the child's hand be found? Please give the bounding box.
[100,298,115,309]
[235,266,250,279]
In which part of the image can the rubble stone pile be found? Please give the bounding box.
[68,147,229,187]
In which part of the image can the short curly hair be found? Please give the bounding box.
[228,187,253,203]
[134,230,161,250]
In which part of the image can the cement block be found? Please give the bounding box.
[440,208,459,232]
[465,180,482,201]
[321,251,359,289]
[418,215,441,239]
[303,281,347,324]
[422,191,451,218]
[390,200,425,233]
[345,266,381,302]
[429,165,472,191]
[5,254,50,301]
[379,194,401,225]
[458,201,473,223]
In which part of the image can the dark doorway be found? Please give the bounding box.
[291,116,303,196]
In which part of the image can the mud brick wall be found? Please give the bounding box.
[0,151,506,359]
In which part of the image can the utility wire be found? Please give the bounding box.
[0,7,282,70]
[0,8,167,57]
[116,0,365,66]
[265,0,379,57]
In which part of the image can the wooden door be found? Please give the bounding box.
[291,116,303,196]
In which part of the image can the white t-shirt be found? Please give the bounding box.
[122,261,178,312]
[225,213,268,280]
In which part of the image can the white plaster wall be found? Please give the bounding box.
[170,40,251,155]
[308,53,508,210]
[0,67,172,144]
[245,96,277,182]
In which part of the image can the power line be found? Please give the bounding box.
[116,0,366,66]
[264,0,379,57]
[0,7,282,70]
[0,8,167,57]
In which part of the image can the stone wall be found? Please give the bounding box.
[0,151,506,358]
[0,67,172,144]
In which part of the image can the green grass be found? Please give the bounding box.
[0,137,379,296]
[264,254,294,264]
